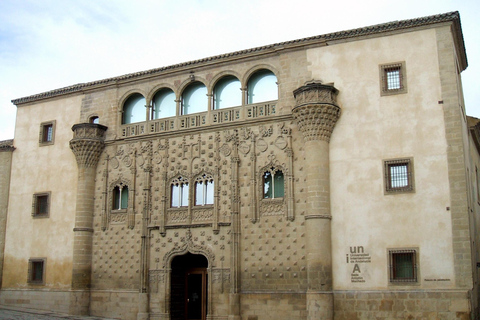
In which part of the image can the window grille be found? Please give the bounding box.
[384,158,414,193]
[385,66,402,90]
[380,62,407,95]
[389,249,417,282]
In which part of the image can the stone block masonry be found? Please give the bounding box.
[333,290,470,320]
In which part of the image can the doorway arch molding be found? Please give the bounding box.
[162,229,216,269]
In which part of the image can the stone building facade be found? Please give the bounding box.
[0,11,479,320]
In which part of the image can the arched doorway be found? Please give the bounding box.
[171,253,208,320]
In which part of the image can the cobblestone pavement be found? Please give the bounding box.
[0,307,118,320]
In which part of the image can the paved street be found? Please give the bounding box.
[0,309,64,320]
[0,307,117,320]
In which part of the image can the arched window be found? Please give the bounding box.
[123,93,146,124]
[182,82,207,115]
[89,116,99,124]
[247,69,278,104]
[195,174,214,206]
[263,168,284,199]
[113,185,129,210]
[171,176,189,207]
[152,88,176,119]
[213,76,241,109]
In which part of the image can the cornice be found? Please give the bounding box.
[0,139,15,152]
[11,11,466,106]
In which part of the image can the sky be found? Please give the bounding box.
[0,0,479,141]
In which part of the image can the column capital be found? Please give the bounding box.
[292,81,341,142]
[69,123,108,168]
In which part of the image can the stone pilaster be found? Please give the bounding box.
[69,123,107,315]
[292,82,340,320]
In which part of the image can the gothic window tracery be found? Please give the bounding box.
[112,184,129,210]
[195,173,214,206]
[171,176,189,207]
[263,167,284,199]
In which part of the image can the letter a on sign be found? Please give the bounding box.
[352,264,361,273]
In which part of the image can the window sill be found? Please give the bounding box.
[32,214,49,219]
[380,88,407,96]
[111,209,127,213]
[384,188,415,195]
[261,197,284,201]
[39,141,54,147]
[388,280,419,286]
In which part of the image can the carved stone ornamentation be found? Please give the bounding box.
[69,123,108,168]
[192,208,214,222]
[162,229,215,268]
[167,209,188,223]
[149,269,166,293]
[110,212,127,223]
[292,82,340,142]
[260,199,286,215]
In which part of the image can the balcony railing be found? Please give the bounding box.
[121,101,276,138]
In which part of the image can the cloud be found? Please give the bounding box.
[0,0,479,140]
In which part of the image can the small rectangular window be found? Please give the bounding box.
[384,158,414,194]
[380,62,407,95]
[32,192,51,217]
[389,249,417,283]
[39,120,56,146]
[28,258,46,285]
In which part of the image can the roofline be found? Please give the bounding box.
[12,11,466,106]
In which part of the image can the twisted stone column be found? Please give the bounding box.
[69,123,107,315]
[292,82,340,320]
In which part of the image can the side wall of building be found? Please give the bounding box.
[321,26,471,319]
[0,96,82,312]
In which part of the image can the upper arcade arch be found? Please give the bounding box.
[151,88,176,119]
[120,91,147,124]
[181,81,208,115]
[246,69,278,104]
